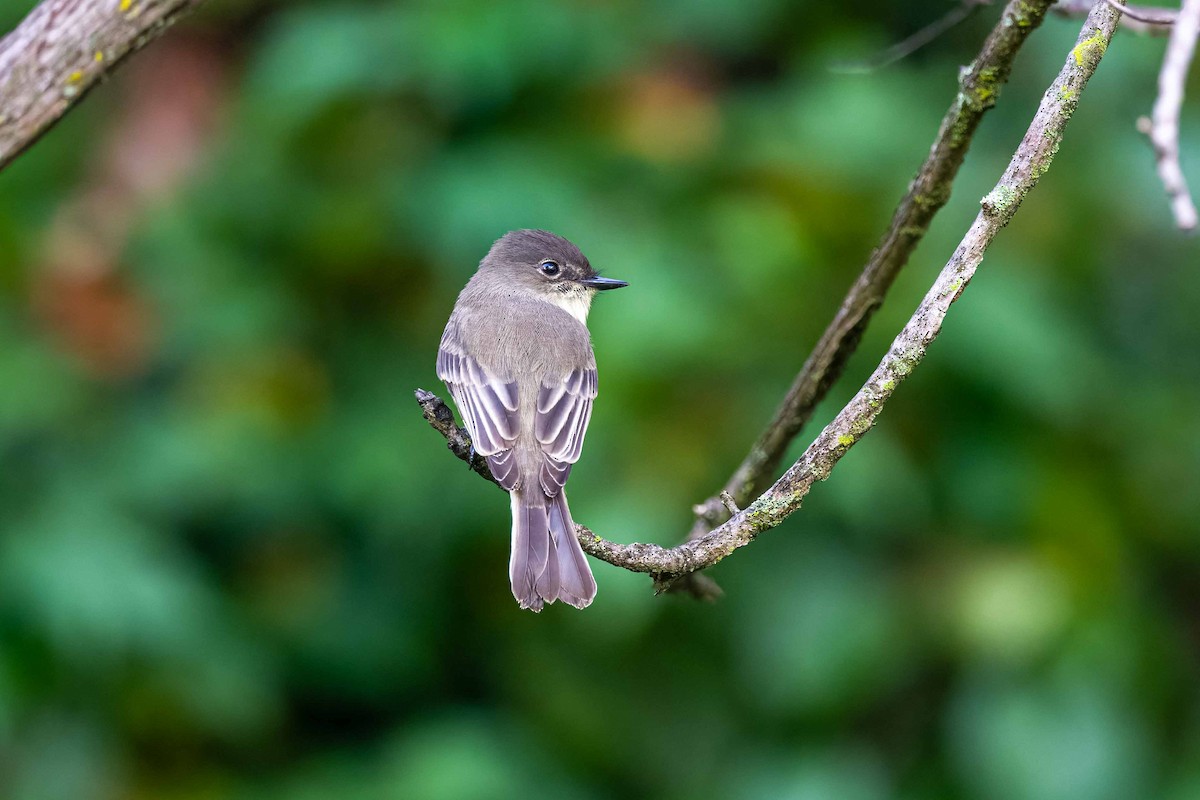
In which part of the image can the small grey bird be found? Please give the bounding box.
[437,230,627,611]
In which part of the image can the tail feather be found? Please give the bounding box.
[509,490,596,611]
[510,493,549,612]
[548,492,597,609]
[536,529,561,605]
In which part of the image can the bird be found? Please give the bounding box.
[436,229,627,611]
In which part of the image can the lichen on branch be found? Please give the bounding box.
[0,0,205,172]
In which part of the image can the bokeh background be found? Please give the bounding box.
[2,0,1199,797]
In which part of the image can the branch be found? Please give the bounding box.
[416,388,503,488]
[690,0,1056,532]
[1142,0,1200,231]
[418,0,1121,592]
[0,0,204,173]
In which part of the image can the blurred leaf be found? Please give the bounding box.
[948,671,1153,800]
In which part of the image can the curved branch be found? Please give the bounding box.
[0,0,204,173]
[418,0,1121,590]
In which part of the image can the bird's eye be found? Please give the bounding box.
[539,260,561,277]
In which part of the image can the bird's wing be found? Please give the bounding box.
[534,366,597,497]
[436,344,520,462]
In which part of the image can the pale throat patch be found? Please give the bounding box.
[552,288,595,325]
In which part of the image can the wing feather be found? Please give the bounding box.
[539,457,572,497]
[436,344,519,458]
[535,366,597,496]
[488,449,520,492]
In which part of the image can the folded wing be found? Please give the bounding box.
[436,346,520,488]
[534,367,597,496]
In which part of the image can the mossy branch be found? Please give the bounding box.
[0,0,205,173]
[418,0,1121,591]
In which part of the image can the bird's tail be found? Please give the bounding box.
[510,490,596,612]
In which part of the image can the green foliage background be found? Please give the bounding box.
[1,1,1199,797]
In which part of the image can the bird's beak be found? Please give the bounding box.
[579,276,629,290]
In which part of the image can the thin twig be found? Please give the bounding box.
[1143,0,1200,231]
[686,0,1057,544]
[832,0,992,74]
[418,0,1121,590]
[1054,0,1176,34]
[1104,0,1179,25]
[0,0,206,173]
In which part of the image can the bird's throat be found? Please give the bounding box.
[549,290,594,326]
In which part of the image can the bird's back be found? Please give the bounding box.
[444,273,597,385]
